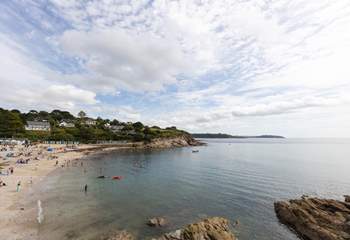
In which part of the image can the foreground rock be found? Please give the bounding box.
[274,196,350,240]
[147,217,166,227]
[154,217,236,240]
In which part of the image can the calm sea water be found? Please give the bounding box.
[29,138,350,240]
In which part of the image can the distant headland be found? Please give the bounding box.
[191,133,285,139]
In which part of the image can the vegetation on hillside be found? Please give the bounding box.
[0,108,188,143]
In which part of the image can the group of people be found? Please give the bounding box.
[0,167,14,176]
[16,159,30,164]
[0,144,42,192]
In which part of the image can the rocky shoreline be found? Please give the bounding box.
[102,217,237,240]
[144,134,205,149]
[274,195,350,240]
[101,194,350,240]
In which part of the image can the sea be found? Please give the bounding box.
[26,138,350,240]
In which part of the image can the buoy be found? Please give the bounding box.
[112,176,123,180]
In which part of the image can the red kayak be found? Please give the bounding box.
[112,176,123,180]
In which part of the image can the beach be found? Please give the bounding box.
[0,136,199,240]
[0,143,115,240]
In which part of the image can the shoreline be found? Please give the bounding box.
[0,137,202,240]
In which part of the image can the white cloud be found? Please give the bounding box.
[230,96,344,117]
[89,105,141,123]
[59,28,191,92]
[0,35,97,112]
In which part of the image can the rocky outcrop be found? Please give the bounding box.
[344,195,350,203]
[274,196,350,240]
[145,134,205,149]
[153,217,236,240]
[147,217,166,227]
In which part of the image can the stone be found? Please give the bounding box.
[147,217,166,227]
[154,217,236,240]
[344,195,350,203]
[274,196,350,240]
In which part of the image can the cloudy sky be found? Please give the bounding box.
[1,0,350,137]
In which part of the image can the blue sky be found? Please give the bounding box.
[1,0,350,137]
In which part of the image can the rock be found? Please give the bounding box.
[147,217,166,227]
[145,135,205,149]
[100,230,134,240]
[344,195,350,203]
[274,196,350,240]
[154,217,236,240]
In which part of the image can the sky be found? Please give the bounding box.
[0,0,350,137]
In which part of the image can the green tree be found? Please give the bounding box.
[132,122,144,131]
[25,110,39,121]
[110,119,120,125]
[0,109,25,137]
[78,111,86,119]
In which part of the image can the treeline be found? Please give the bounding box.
[0,108,188,143]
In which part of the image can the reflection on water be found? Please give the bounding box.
[30,138,350,240]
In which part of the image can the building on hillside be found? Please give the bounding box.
[59,121,75,128]
[25,121,51,131]
[110,125,124,133]
[126,129,136,135]
[84,118,96,126]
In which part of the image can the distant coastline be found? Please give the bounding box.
[191,133,285,139]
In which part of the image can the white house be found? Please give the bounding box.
[59,121,75,128]
[25,121,51,131]
[84,118,96,126]
[110,125,124,133]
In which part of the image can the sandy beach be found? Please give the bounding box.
[0,143,115,240]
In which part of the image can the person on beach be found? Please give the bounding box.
[16,181,21,192]
[84,184,88,193]
[55,160,58,166]
[0,178,6,187]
